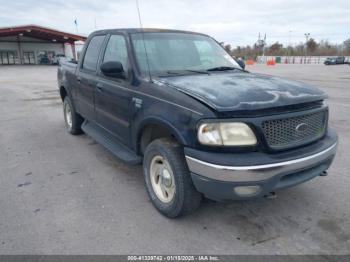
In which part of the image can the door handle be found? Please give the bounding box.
[96,83,104,92]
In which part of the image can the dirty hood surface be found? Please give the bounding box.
[156,72,327,112]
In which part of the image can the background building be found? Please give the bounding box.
[0,25,86,65]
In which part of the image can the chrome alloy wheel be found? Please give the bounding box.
[64,102,73,129]
[149,155,176,203]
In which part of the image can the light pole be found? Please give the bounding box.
[304,33,310,56]
[288,30,292,61]
[304,33,310,64]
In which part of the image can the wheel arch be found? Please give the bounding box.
[135,117,188,155]
[59,85,68,101]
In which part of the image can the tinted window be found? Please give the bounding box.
[103,35,128,72]
[82,35,105,71]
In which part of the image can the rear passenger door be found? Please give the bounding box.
[76,35,105,120]
[95,34,133,146]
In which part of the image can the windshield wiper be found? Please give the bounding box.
[207,66,238,72]
[184,69,209,75]
[161,70,209,76]
[165,71,182,75]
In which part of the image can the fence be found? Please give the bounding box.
[256,56,350,64]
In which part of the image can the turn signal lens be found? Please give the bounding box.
[198,123,222,145]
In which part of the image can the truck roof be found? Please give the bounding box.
[89,28,209,37]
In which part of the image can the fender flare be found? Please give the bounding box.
[59,85,72,101]
[133,116,188,153]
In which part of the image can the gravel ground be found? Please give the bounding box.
[0,64,349,255]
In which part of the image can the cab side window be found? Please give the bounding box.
[82,35,105,71]
[103,35,129,74]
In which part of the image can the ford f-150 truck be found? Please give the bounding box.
[58,29,338,218]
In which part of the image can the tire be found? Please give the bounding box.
[143,138,202,218]
[63,96,84,135]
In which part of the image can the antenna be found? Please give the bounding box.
[135,0,152,82]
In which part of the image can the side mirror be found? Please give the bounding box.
[236,59,245,70]
[100,61,125,78]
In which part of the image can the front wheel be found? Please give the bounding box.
[63,96,84,135]
[143,138,202,218]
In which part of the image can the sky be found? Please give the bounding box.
[0,0,349,47]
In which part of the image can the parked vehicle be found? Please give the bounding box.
[58,29,338,217]
[324,56,346,65]
[38,55,50,65]
[52,54,66,65]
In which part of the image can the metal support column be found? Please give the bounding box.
[71,43,77,61]
[17,35,23,64]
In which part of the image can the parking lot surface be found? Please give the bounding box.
[0,64,349,254]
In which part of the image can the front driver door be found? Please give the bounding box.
[95,34,133,146]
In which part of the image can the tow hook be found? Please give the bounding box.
[264,191,277,199]
[319,171,328,177]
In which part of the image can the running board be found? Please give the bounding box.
[82,121,142,165]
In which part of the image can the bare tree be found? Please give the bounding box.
[307,38,318,54]
[267,42,283,55]
[344,39,350,55]
[230,38,348,59]
[224,44,232,54]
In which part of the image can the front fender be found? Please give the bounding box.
[132,115,194,153]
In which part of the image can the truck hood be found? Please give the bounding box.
[156,72,327,112]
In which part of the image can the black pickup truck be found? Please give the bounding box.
[58,29,338,217]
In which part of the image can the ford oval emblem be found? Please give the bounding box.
[296,123,308,132]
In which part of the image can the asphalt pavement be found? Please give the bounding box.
[0,64,349,254]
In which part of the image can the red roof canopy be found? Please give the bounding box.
[0,24,86,43]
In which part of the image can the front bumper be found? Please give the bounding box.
[185,129,338,201]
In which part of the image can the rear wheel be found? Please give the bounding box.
[63,96,84,135]
[143,138,202,218]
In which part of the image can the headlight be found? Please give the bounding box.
[198,122,257,146]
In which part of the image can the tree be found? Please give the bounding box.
[306,38,318,54]
[316,40,338,55]
[344,39,350,54]
[224,44,232,54]
[268,42,283,55]
[229,37,345,58]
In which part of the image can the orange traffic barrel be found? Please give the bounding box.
[266,60,276,66]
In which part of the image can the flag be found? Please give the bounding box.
[74,19,78,26]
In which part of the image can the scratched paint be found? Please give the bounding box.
[156,72,327,111]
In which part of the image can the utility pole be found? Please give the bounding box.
[257,33,266,63]
[262,33,266,57]
[289,30,292,47]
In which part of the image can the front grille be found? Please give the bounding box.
[262,110,327,150]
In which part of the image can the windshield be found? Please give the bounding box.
[131,32,241,76]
